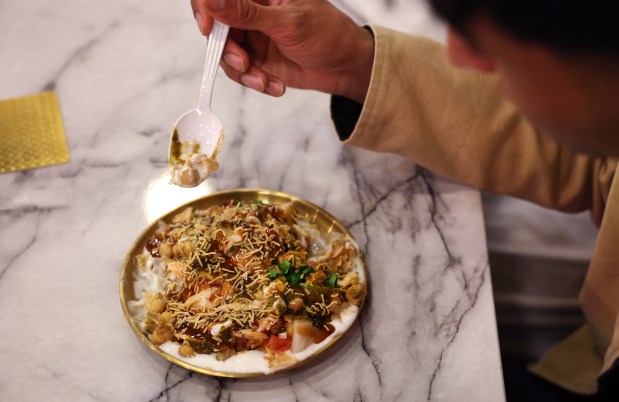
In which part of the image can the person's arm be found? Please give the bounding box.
[334,25,617,225]
[191,0,616,223]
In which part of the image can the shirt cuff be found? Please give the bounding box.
[330,95,364,141]
[329,25,376,142]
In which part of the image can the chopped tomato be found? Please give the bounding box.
[266,335,291,352]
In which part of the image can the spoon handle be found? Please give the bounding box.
[197,20,230,113]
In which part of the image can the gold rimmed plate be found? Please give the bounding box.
[119,188,367,377]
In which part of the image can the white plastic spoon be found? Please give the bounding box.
[169,21,229,188]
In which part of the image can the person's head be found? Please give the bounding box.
[429,0,619,155]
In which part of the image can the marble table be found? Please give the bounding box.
[0,0,505,400]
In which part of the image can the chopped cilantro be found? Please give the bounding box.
[268,267,279,279]
[324,273,339,288]
[278,260,291,274]
[281,265,314,285]
[285,271,302,285]
[299,265,313,279]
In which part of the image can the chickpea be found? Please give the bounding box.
[287,297,304,312]
[216,348,236,362]
[144,317,157,332]
[179,343,196,358]
[180,240,196,258]
[161,312,174,324]
[150,326,173,346]
[146,293,166,314]
[172,243,182,258]
[345,284,367,307]
[159,242,173,259]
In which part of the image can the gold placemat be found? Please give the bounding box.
[0,92,70,173]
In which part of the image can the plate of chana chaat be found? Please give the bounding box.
[120,188,367,377]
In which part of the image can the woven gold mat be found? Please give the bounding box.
[0,92,70,173]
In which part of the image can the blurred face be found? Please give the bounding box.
[447,16,619,155]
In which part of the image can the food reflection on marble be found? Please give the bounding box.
[129,199,366,374]
[142,172,214,223]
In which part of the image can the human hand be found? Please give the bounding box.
[191,0,374,103]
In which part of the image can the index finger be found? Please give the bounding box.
[192,0,214,35]
[191,0,281,35]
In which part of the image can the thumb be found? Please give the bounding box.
[199,0,279,33]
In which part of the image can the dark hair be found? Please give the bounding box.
[429,0,619,59]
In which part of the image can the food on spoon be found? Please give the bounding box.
[169,129,221,188]
[130,200,366,373]
[171,153,219,187]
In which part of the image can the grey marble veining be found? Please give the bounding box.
[0,0,504,401]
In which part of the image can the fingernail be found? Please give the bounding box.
[241,75,265,92]
[223,53,245,72]
[194,11,204,33]
[267,79,284,96]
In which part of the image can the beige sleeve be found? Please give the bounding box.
[341,25,617,225]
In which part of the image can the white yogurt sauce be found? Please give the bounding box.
[160,305,359,374]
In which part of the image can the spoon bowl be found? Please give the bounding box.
[169,21,229,188]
